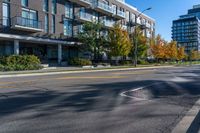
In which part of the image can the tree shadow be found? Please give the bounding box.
[1,76,200,119]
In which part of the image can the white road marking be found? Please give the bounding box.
[170,77,193,83]
[120,82,162,100]
[172,98,200,133]
[120,87,145,100]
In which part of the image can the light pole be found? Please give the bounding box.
[133,7,152,67]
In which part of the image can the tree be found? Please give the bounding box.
[167,41,178,61]
[190,50,200,61]
[108,24,132,57]
[136,28,148,58]
[78,21,104,61]
[150,35,166,61]
[177,47,185,61]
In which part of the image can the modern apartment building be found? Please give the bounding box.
[172,5,200,53]
[0,0,155,64]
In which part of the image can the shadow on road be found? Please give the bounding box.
[0,75,200,119]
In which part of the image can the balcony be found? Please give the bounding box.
[68,0,92,7]
[94,1,114,16]
[103,20,115,28]
[75,11,93,23]
[122,25,128,30]
[113,10,126,19]
[11,17,43,32]
[73,28,82,37]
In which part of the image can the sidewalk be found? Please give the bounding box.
[0,65,177,78]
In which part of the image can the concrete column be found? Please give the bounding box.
[14,40,19,55]
[58,44,62,64]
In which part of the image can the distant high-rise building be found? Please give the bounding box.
[172,5,200,53]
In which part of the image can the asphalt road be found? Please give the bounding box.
[0,66,200,133]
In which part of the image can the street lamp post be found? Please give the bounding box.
[133,7,152,67]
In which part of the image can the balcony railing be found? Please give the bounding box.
[122,25,128,30]
[77,11,93,22]
[68,0,92,6]
[117,10,125,18]
[12,17,43,32]
[94,1,114,14]
[103,20,115,28]
[80,0,92,4]
[73,26,83,37]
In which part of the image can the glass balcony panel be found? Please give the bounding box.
[12,16,42,32]
[95,1,113,14]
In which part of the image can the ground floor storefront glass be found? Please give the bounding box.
[0,41,79,64]
[0,41,13,56]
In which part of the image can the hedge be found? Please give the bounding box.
[0,55,42,71]
[68,58,92,66]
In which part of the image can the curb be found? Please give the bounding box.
[0,66,174,78]
[172,98,200,133]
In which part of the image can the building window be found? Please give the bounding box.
[2,1,10,26]
[63,19,72,36]
[21,0,28,7]
[22,8,37,20]
[21,8,38,28]
[65,2,73,19]
[44,14,49,32]
[43,0,48,12]
[51,15,55,33]
[51,0,56,14]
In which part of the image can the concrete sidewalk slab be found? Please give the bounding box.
[0,66,175,78]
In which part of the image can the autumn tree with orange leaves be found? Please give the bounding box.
[150,35,186,63]
[177,47,185,61]
[150,35,166,61]
[166,41,178,61]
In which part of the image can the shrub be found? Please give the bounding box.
[0,55,42,71]
[138,60,149,65]
[119,60,132,65]
[0,56,8,66]
[0,64,4,71]
[68,58,92,66]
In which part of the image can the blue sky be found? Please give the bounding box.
[126,0,200,41]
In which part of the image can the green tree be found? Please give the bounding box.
[78,21,104,60]
[108,24,132,57]
[132,27,148,60]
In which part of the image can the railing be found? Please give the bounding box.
[103,20,115,27]
[73,26,83,37]
[95,1,113,14]
[78,11,93,21]
[117,10,125,18]
[80,0,92,4]
[122,25,128,30]
[12,17,42,30]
